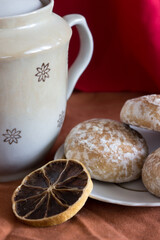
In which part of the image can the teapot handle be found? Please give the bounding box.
[63,14,94,100]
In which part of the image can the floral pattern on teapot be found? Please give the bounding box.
[3,128,22,145]
[35,63,51,82]
[57,111,65,128]
[2,111,65,145]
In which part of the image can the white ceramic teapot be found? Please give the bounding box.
[0,0,93,181]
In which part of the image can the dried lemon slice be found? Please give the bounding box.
[12,159,93,227]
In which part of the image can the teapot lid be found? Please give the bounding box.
[0,0,50,17]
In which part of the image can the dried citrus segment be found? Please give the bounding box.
[12,159,93,227]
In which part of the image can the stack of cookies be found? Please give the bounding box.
[64,94,160,198]
[121,94,160,197]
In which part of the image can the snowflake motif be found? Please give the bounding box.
[35,63,51,82]
[57,111,65,128]
[3,128,22,145]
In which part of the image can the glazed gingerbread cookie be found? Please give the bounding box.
[120,94,160,131]
[142,147,160,197]
[64,119,148,183]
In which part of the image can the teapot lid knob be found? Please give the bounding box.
[0,0,47,17]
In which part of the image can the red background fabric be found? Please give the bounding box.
[54,0,160,93]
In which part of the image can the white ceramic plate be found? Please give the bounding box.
[130,125,160,154]
[54,144,160,207]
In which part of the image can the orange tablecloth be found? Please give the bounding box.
[1,92,160,240]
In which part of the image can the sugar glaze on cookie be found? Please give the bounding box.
[120,94,160,131]
[64,119,148,183]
